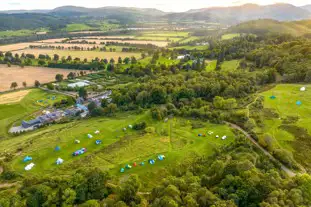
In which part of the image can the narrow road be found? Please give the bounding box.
[225,121,298,177]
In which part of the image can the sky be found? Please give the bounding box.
[0,0,310,12]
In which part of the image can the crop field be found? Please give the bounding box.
[135,36,182,42]
[0,90,30,104]
[221,33,240,40]
[0,109,234,187]
[35,38,68,43]
[178,36,201,43]
[16,49,140,60]
[79,36,135,39]
[72,38,169,47]
[0,42,45,52]
[0,89,68,139]
[259,84,311,170]
[0,64,78,92]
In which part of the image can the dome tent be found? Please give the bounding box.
[300,87,306,92]
[55,146,60,151]
[296,100,302,106]
[23,156,32,162]
[56,158,64,165]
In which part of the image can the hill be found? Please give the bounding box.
[50,6,167,23]
[0,13,68,30]
[228,19,311,36]
[301,5,311,12]
[166,3,311,24]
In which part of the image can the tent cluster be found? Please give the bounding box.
[198,131,228,140]
[120,154,165,173]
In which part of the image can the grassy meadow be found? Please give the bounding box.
[258,84,311,170]
[221,33,240,40]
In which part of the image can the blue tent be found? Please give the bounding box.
[296,100,302,106]
[158,155,165,161]
[270,95,276,100]
[198,134,202,137]
[140,162,145,166]
[23,156,32,162]
[148,159,155,165]
[55,146,60,151]
[120,168,125,173]
[95,140,102,145]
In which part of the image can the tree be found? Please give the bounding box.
[213,96,225,109]
[105,103,117,115]
[109,58,115,64]
[62,188,76,206]
[118,57,122,64]
[10,82,18,90]
[22,81,27,88]
[131,56,137,64]
[88,102,97,112]
[46,83,54,90]
[78,87,88,99]
[34,80,40,87]
[101,99,108,108]
[80,200,100,207]
[123,57,130,64]
[67,72,76,80]
[53,54,59,61]
[55,74,64,82]
[119,175,141,204]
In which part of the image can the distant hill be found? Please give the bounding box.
[50,6,167,23]
[0,13,68,30]
[301,5,311,12]
[166,3,311,24]
[228,19,311,36]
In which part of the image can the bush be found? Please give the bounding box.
[133,122,147,130]
[144,127,155,134]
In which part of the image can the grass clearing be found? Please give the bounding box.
[179,36,201,43]
[220,59,240,71]
[221,33,240,40]
[1,108,234,187]
[63,24,94,32]
[170,45,208,50]
[259,84,311,170]
[206,60,217,71]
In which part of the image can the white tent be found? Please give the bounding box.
[25,163,35,171]
[128,125,133,129]
[95,130,100,134]
[56,158,64,165]
[300,87,306,92]
[216,135,219,138]
[87,134,93,138]
[222,136,227,140]
[75,139,80,144]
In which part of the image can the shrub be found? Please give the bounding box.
[133,122,147,130]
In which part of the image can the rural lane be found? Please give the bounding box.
[225,121,298,177]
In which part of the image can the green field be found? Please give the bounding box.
[206,60,217,71]
[5,111,234,185]
[220,59,241,71]
[136,36,182,42]
[221,33,240,40]
[0,89,68,139]
[63,24,94,32]
[170,45,208,50]
[0,29,48,38]
[179,36,201,43]
[259,84,311,170]
[140,31,189,37]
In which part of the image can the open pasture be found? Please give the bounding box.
[16,49,140,60]
[259,84,311,170]
[0,64,77,92]
[139,31,189,37]
[3,111,234,180]
[221,33,240,40]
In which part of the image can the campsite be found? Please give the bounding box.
[0,2,311,206]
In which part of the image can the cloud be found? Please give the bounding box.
[8,2,21,5]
